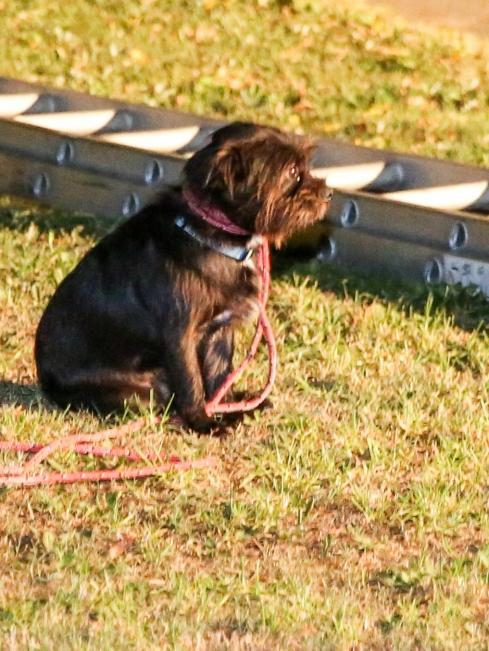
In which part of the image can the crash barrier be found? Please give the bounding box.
[1,76,489,294]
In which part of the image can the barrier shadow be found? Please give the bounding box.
[2,196,487,334]
[0,197,118,238]
[274,251,489,334]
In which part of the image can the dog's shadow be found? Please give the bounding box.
[0,380,44,410]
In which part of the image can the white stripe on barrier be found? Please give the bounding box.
[15,110,117,135]
[312,162,387,190]
[0,93,40,117]
[98,127,201,152]
[384,181,489,211]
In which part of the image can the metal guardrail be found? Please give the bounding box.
[1,76,489,294]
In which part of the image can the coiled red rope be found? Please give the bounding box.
[0,194,277,488]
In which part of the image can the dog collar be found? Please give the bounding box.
[174,215,254,263]
[183,188,249,236]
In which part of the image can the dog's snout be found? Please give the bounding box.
[324,187,334,201]
[313,177,333,202]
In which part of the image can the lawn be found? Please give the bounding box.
[1,1,489,649]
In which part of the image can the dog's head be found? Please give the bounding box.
[183,122,331,246]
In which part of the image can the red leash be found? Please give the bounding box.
[0,192,277,488]
[184,188,277,415]
[205,240,276,415]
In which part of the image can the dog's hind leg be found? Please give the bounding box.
[40,368,157,413]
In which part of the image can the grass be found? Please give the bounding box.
[1,0,489,649]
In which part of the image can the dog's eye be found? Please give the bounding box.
[288,165,301,182]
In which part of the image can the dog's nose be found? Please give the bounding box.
[325,187,334,201]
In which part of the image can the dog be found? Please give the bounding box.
[35,122,331,431]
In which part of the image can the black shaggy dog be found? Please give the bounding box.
[35,122,331,431]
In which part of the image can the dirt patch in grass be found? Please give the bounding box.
[364,0,489,38]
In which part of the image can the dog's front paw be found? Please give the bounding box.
[230,392,274,413]
[215,411,244,429]
[183,409,219,434]
[185,409,244,435]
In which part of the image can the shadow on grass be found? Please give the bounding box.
[0,379,180,428]
[2,197,487,335]
[0,380,43,409]
[274,251,489,334]
[0,197,118,239]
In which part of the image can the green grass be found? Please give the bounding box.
[1,1,489,649]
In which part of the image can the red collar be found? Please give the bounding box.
[183,188,249,236]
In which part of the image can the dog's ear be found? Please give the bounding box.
[300,138,317,160]
[205,144,246,199]
[209,122,258,146]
